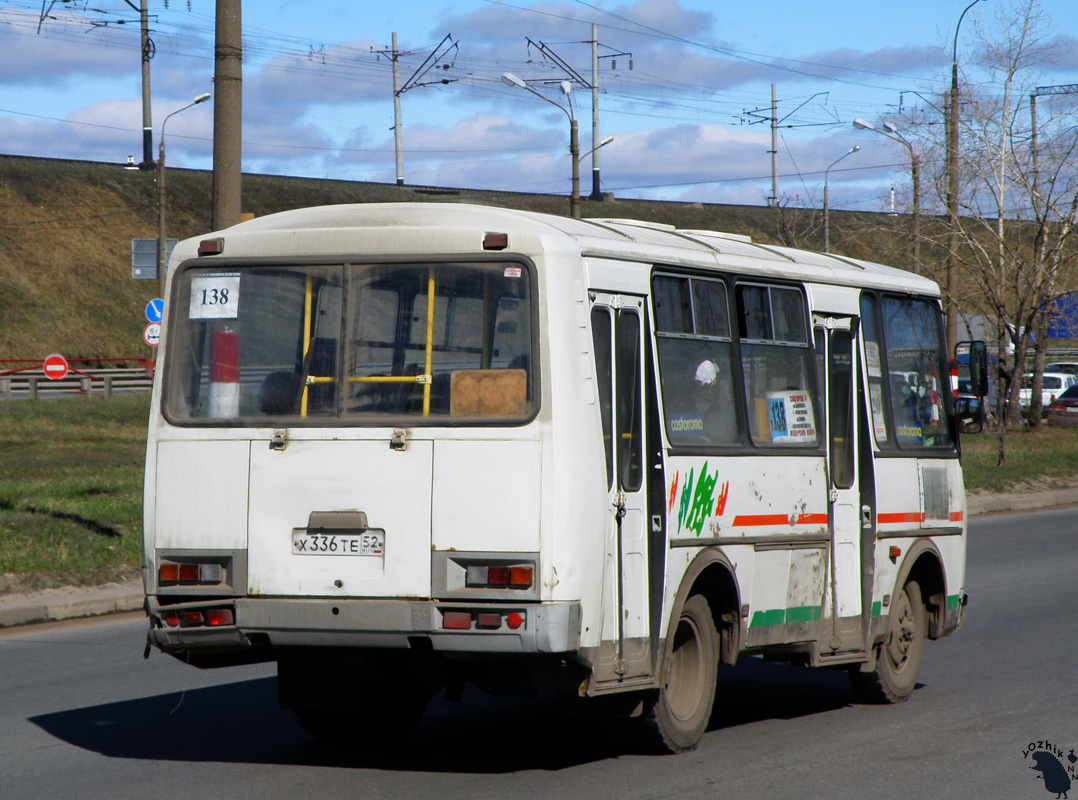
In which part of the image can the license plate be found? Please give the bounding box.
[292,530,384,556]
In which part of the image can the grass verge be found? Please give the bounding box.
[0,394,149,594]
[960,425,1078,494]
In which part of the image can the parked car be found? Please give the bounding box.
[1047,384,1078,427]
[1019,372,1078,412]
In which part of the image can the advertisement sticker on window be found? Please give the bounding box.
[767,390,816,443]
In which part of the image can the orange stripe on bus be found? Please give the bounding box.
[733,513,828,527]
[949,511,964,522]
[877,511,925,524]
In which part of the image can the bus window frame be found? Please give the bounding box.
[859,290,958,458]
[161,253,542,429]
[651,268,824,458]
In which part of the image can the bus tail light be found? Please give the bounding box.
[159,606,234,629]
[443,611,472,630]
[465,564,533,589]
[440,609,526,631]
[205,608,235,627]
[158,561,224,586]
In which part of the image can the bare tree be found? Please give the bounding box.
[909,1,1078,465]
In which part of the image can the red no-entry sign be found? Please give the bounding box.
[42,353,69,381]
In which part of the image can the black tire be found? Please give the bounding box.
[852,580,925,704]
[632,594,719,753]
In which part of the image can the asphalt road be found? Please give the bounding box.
[1,508,1075,800]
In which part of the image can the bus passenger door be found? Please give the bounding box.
[816,316,871,654]
[591,295,652,680]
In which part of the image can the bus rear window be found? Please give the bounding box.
[164,261,537,425]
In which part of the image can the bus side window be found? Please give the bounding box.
[653,274,740,447]
[736,284,817,447]
[592,307,614,488]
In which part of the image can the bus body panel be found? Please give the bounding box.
[154,439,249,551]
[246,436,434,598]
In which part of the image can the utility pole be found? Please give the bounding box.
[1030,84,1078,203]
[382,33,457,187]
[769,84,778,206]
[136,0,153,170]
[590,24,601,201]
[742,86,828,208]
[523,35,623,203]
[392,32,403,186]
[212,0,242,231]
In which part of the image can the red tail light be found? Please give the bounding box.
[159,606,234,628]
[159,561,224,586]
[206,608,234,627]
[464,563,534,589]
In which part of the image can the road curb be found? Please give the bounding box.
[966,487,1078,517]
[0,584,143,629]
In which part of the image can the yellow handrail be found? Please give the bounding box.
[423,265,435,416]
[300,275,313,417]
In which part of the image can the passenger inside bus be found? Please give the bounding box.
[693,359,738,444]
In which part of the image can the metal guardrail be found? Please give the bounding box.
[0,367,153,400]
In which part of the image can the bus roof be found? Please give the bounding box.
[183,202,939,297]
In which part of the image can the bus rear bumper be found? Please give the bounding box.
[146,596,581,658]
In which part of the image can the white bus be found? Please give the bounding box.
[143,203,985,753]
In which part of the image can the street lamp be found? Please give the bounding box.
[501,71,582,219]
[853,118,921,264]
[581,136,614,166]
[946,0,987,351]
[158,93,211,296]
[823,145,860,254]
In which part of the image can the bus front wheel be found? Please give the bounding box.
[632,594,718,753]
[852,579,925,703]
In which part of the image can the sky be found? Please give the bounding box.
[2,0,1078,212]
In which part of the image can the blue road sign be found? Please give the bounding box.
[145,298,164,323]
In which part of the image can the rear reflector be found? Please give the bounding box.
[506,612,524,630]
[206,608,235,627]
[476,613,502,630]
[443,611,472,630]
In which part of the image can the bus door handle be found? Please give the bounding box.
[861,505,874,529]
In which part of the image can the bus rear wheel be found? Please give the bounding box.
[632,594,718,753]
[852,579,925,704]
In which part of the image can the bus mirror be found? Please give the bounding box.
[968,341,988,398]
[954,396,984,434]
[955,339,989,399]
